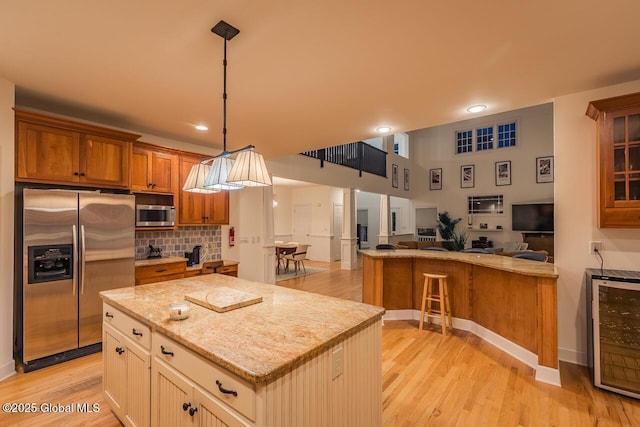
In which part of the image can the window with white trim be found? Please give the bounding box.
[455,121,518,154]
[456,130,473,154]
[497,122,517,148]
[476,126,494,151]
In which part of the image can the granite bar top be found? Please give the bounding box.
[360,249,559,278]
[101,275,385,384]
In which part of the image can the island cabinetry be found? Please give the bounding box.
[178,155,229,225]
[587,92,640,227]
[15,110,138,188]
[103,304,151,427]
[131,143,178,194]
[152,332,251,427]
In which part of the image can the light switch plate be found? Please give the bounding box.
[332,346,344,379]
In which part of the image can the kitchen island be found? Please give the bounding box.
[361,249,560,385]
[101,273,385,427]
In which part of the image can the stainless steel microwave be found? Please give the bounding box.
[135,204,175,227]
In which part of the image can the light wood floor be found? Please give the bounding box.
[2,258,640,426]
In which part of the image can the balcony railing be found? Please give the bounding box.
[301,141,387,178]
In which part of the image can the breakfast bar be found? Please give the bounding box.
[101,274,385,426]
[360,249,560,385]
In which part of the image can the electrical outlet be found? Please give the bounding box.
[590,241,602,254]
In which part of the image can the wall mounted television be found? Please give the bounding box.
[511,203,554,232]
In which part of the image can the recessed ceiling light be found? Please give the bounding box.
[195,124,208,131]
[466,105,487,113]
[376,126,392,133]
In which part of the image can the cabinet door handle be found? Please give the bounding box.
[189,407,198,416]
[105,312,114,318]
[155,268,167,273]
[160,345,174,356]
[182,402,191,411]
[79,172,86,177]
[132,328,143,337]
[73,172,80,176]
[215,380,238,396]
[115,347,124,355]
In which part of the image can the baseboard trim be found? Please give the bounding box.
[559,347,587,366]
[0,358,16,381]
[383,309,561,386]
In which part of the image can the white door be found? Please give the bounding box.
[292,204,311,244]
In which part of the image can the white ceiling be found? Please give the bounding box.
[2,1,640,158]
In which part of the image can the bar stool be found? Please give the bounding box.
[419,273,453,336]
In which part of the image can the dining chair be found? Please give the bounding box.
[284,244,309,274]
[375,244,397,250]
[512,251,548,262]
[460,248,492,254]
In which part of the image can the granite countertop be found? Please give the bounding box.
[100,275,385,384]
[359,249,559,278]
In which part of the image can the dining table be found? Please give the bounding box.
[275,243,297,274]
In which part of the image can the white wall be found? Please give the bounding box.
[554,79,640,365]
[221,187,273,283]
[0,77,15,380]
[356,192,381,248]
[273,186,293,241]
[409,103,554,248]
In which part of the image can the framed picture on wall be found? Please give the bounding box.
[429,168,442,190]
[460,164,475,188]
[536,156,554,183]
[495,160,511,186]
[404,168,410,191]
[392,164,398,188]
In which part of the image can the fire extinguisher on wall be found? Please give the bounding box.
[229,227,235,247]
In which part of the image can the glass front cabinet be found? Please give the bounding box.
[587,92,640,228]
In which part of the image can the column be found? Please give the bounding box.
[379,194,391,244]
[341,188,358,270]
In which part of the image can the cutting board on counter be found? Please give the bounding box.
[184,286,262,313]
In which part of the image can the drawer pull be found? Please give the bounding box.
[155,268,168,273]
[132,328,143,337]
[105,312,114,318]
[115,347,124,355]
[182,402,191,411]
[189,407,198,416]
[160,345,174,356]
[215,380,238,397]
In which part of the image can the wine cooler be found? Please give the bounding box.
[587,269,640,399]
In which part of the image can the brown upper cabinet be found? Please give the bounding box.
[15,110,139,189]
[587,92,640,228]
[131,143,178,194]
[178,155,229,225]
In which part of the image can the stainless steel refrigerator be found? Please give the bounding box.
[22,188,135,366]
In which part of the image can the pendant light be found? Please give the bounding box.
[184,20,271,193]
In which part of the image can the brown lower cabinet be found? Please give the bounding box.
[135,261,186,286]
[135,262,239,285]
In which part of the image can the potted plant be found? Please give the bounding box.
[437,211,468,251]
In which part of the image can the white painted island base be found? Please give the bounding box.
[104,303,382,427]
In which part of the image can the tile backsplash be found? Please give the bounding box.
[135,226,222,261]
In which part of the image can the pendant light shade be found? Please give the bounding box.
[226,150,272,187]
[182,163,220,193]
[204,157,244,191]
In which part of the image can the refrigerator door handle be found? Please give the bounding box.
[72,225,78,296]
[80,224,86,295]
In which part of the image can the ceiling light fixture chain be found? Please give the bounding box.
[182,20,271,193]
